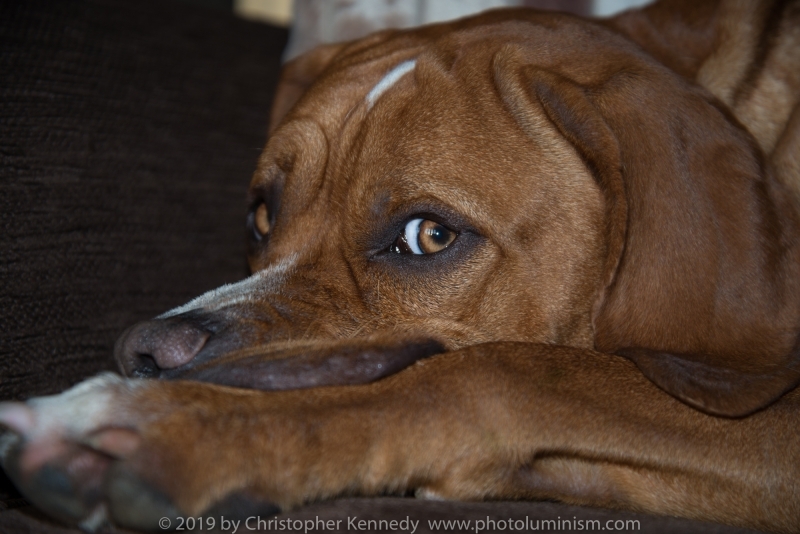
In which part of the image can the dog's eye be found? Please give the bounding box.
[253,202,270,238]
[391,218,456,254]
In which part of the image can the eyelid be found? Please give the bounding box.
[247,171,285,244]
[365,199,482,258]
[404,218,424,254]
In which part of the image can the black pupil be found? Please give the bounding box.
[426,225,448,244]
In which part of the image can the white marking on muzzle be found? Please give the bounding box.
[365,59,417,110]
[158,254,298,318]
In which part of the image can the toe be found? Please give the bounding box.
[0,402,36,436]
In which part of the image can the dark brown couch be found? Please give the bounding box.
[0,1,763,532]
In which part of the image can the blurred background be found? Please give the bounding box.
[198,0,654,60]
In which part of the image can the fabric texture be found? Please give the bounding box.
[1,0,284,401]
[0,0,284,521]
[0,0,763,532]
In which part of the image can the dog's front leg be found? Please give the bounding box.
[0,343,797,533]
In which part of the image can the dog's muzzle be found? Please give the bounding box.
[113,309,446,391]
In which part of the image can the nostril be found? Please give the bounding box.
[131,354,159,378]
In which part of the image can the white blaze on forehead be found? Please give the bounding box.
[365,59,417,110]
[158,254,298,318]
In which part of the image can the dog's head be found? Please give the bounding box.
[116,10,800,416]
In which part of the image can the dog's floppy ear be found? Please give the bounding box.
[493,46,628,355]
[589,67,800,416]
[494,44,800,416]
[269,42,346,134]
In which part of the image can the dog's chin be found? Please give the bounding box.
[156,336,446,391]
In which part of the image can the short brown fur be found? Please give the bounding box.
[2,1,800,533]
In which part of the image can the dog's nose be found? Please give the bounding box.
[114,319,210,378]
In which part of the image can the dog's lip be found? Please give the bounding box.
[160,337,446,391]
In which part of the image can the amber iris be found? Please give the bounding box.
[418,220,455,253]
[254,203,270,237]
[392,218,456,254]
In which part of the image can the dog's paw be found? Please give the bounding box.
[0,373,169,531]
[0,373,279,532]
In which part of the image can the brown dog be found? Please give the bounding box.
[2,0,800,532]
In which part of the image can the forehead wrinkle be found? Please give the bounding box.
[332,52,513,239]
[345,97,497,237]
[263,118,334,244]
[369,176,494,239]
